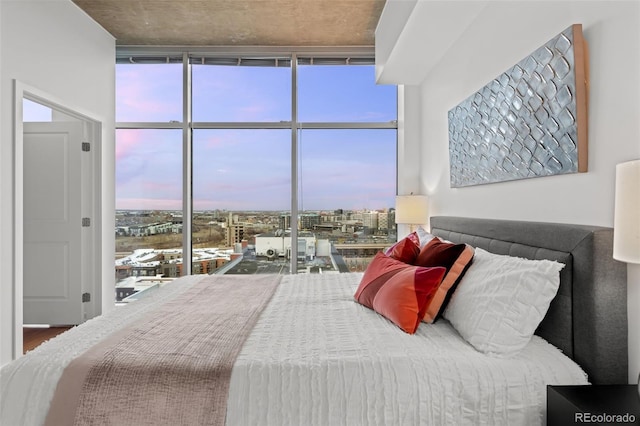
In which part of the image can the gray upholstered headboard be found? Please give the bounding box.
[430,216,628,385]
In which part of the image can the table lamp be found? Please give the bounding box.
[395,194,428,234]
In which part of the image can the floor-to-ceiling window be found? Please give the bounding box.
[115,49,397,296]
[296,63,397,272]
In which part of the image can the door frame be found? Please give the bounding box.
[13,80,102,358]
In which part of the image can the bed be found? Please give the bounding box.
[0,216,628,426]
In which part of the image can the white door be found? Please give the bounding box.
[23,122,85,325]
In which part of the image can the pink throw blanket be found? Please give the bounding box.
[45,274,282,426]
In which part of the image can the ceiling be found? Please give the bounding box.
[72,0,387,46]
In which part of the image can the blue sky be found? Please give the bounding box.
[71,63,397,211]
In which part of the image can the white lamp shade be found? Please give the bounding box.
[395,195,428,225]
[613,159,640,264]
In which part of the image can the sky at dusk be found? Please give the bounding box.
[28,63,398,212]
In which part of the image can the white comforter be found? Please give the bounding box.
[1,273,587,426]
[227,273,587,426]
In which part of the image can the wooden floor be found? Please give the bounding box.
[23,326,73,354]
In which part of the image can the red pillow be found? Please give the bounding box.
[354,253,446,333]
[414,238,475,323]
[384,232,420,263]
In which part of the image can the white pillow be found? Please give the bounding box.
[415,226,435,248]
[443,247,564,357]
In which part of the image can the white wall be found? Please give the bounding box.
[0,0,115,366]
[383,0,639,384]
[418,2,640,225]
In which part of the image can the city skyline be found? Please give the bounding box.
[116,207,396,213]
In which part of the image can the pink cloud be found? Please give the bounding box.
[116,66,182,121]
[115,129,143,162]
[116,197,182,211]
[206,136,224,149]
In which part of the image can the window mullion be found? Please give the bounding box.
[290,54,298,274]
[182,52,193,276]
[296,122,397,130]
[116,122,184,129]
[191,122,292,130]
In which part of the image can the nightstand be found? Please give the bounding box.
[547,385,640,425]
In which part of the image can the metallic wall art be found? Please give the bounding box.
[448,24,589,187]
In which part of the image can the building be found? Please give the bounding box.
[254,230,317,260]
[361,211,379,234]
[115,247,232,281]
[279,213,322,231]
[377,211,391,231]
[226,212,245,246]
[299,213,321,230]
[279,214,291,230]
[226,223,245,247]
[119,222,177,237]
